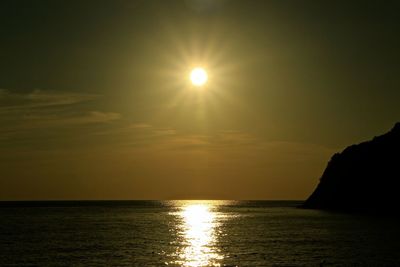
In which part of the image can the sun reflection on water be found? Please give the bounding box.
[173,203,223,267]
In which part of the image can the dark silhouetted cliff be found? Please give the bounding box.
[303,122,400,212]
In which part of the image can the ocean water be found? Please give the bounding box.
[0,200,399,266]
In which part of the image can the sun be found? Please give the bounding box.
[190,67,208,87]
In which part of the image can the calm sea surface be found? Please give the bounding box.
[0,200,399,266]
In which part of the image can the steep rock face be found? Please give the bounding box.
[303,123,400,212]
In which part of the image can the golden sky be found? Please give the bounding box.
[1,0,399,200]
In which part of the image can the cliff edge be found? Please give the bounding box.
[303,123,400,212]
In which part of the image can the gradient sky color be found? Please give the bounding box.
[1,0,399,200]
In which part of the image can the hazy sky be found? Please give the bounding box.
[1,0,399,200]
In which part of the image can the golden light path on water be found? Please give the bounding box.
[172,202,223,267]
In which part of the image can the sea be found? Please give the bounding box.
[0,200,399,267]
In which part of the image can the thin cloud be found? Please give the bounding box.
[129,123,152,129]
[0,89,121,141]
[0,111,121,134]
[152,128,177,136]
[0,89,99,113]
[33,111,121,126]
[92,123,177,138]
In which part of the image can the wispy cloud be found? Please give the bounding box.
[20,111,121,127]
[151,131,259,151]
[0,89,99,113]
[129,123,152,129]
[0,89,337,159]
[0,89,121,142]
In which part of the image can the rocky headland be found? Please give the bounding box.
[303,122,400,212]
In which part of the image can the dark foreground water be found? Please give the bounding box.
[0,200,399,266]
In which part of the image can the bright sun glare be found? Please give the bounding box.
[176,203,221,266]
[190,67,208,87]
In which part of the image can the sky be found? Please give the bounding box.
[1,0,399,200]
